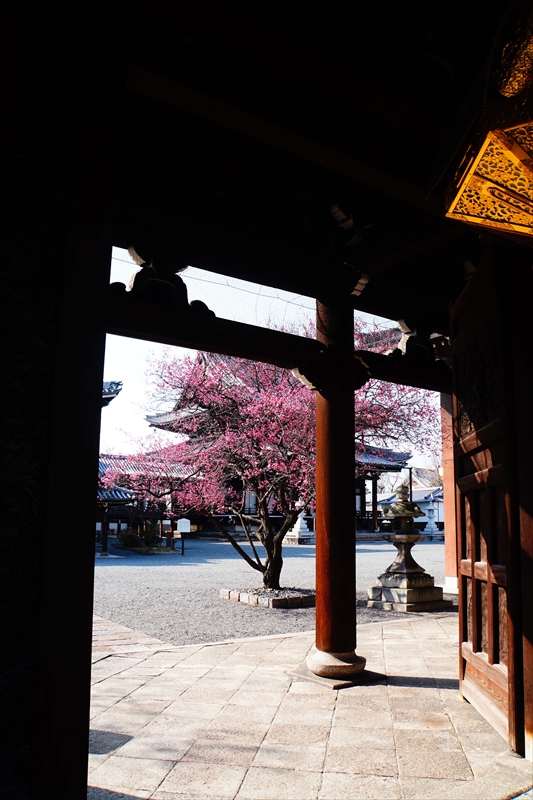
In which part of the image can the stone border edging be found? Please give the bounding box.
[219,589,316,608]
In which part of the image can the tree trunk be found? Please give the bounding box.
[263,540,283,589]
[261,508,299,588]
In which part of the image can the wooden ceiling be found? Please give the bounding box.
[109,0,522,334]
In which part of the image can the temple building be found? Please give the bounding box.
[100,380,122,407]
[354,445,411,533]
[147,383,413,535]
[2,3,533,795]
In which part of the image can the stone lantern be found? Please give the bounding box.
[426,500,435,526]
[366,485,453,612]
[425,499,440,540]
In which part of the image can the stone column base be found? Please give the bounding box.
[441,576,459,594]
[425,531,444,541]
[366,571,454,612]
[306,646,366,678]
[284,532,316,545]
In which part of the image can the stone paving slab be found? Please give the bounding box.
[92,616,180,660]
[88,614,533,799]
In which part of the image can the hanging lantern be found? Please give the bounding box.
[445,123,533,236]
[445,12,533,236]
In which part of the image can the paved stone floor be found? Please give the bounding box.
[89,615,533,799]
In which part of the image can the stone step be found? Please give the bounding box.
[368,585,446,603]
[366,599,455,612]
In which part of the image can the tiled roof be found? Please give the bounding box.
[411,467,441,488]
[99,454,189,479]
[378,487,444,504]
[145,407,200,430]
[355,445,411,472]
[97,485,137,504]
[146,353,250,432]
[101,381,123,407]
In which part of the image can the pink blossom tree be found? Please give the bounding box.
[99,444,202,547]
[147,354,317,589]
[106,320,440,588]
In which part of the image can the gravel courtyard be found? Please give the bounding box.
[93,538,455,646]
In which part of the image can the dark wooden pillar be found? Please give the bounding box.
[167,519,175,549]
[441,393,457,592]
[101,509,109,556]
[372,477,378,531]
[503,245,533,759]
[307,300,365,676]
[0,14,121,798]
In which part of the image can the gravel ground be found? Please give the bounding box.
[93,538,456,646]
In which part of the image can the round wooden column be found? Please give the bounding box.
[101,508,109,557]
[306,300,366,677]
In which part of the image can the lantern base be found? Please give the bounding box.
[367,571,454,612]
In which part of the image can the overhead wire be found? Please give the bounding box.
[111,254,317,314]
[110,254,388,328]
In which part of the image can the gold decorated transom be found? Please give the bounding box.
[446,124,533,235]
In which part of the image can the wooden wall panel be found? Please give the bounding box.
[453,245,532,758]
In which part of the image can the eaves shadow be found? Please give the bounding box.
[95,543,317,567]
[89,730,132,754]
[88,789,145,800]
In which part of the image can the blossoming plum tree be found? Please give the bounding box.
[105,321,439,588]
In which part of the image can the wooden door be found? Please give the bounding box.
[451,246,529,754]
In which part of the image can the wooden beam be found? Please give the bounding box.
[355,350,452,394]
[106,294,322,368]
[162,0,444,148]
[108,295,451,392]
[127,64,443,216]
[361,228,468,276]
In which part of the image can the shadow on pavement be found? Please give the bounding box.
[89,730,132,754]
[95,540,316,567]
[88,790,145,799]
[386,676,459,689]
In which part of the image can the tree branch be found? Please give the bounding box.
[275,509,299,543]
[209,515,264,573]
[233,508,263,567]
